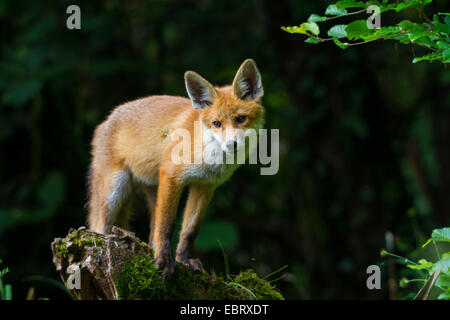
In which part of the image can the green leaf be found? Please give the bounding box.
[328,25,347,38]
[305,37,321,44]
[408,30,431,42]
[431,227,450,242]
[397,21,435,44]
[335,0,367,9]
[398,19,416,30]
[395,1,417,12]
[443,49,450,63]
[412,51,443,63]
[281,23,320,36]
[395,0,425,12]
[308,14,326,23]
[445,16,450,27]
[437,40,450,49]
[346,20,370,40]
[432,253,450,273]
[325,5,347,16]
[438,289,450,300]
[301,22,320,36]
[431,15,450,34]
[333,37,348,49]
[281,26,306,34]
[413,35,437,48]
[379,3,400,13]
[436,274,450,288]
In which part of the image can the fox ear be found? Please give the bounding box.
[232,59,263,101]
[185,71,217,109]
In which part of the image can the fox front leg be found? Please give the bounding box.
[176,184,215,272]
[153,170,183,279]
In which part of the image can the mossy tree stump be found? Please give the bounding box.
[51,227,283,300]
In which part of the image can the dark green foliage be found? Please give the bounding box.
[0,0,449,300]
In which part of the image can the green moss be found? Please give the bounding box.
[165,264,247,299]
[115,256,283,300]
[115,253,167,300]
[232,269,284,300]
[55,242,68,258]
[137,239,154,256]
[67,230,104,249]
[55,229,104,259]
[166,263,206,299]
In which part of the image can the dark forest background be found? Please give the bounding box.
[0,0,449,300]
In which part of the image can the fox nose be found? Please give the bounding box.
[226,140,237,151]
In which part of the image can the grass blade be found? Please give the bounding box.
[262,265,288,280]
[217,240,229,279]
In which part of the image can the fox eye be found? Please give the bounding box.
[236,115,247,124]
[212,121,222,128]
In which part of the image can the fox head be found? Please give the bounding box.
[184,59,264,155]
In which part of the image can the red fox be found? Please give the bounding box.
[87,59,264,278]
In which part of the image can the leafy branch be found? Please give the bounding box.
[382,227,450,300]
[281,0,450,64]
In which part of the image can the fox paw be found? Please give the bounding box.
[176,257,204,273]
[155,252,175,279]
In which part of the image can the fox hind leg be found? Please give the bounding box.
[88,167,133,234]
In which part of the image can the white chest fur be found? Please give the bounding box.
[181,126,239,185]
